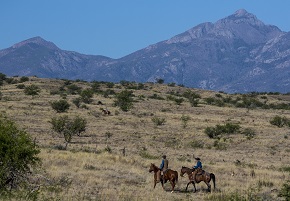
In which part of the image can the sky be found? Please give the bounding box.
[1,0,290,59]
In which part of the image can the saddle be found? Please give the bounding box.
[195,168,205,176]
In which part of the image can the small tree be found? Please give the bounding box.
[156,78,164,84]
[51,99,70,113]
[0,115,41,192]
[49,115,87,146]
[114,90,134,112]
[24,84,41,96]
[80,89,94,104]
[0,73,6,86]
[72,97,81,108]
[19,76,29,83]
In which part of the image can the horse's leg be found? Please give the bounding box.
[170,180,175,193]
[205,181,211,192]
[185,182,190,191]
[192,181,197,193]
[161,180,165,190]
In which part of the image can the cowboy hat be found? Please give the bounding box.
[195,157,201,160]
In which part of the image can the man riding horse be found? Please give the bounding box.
[192,157,203,182]
[157,155,168,182]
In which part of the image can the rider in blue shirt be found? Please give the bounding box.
[194,157,202,169]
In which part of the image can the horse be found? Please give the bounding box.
[149,163,178,193]
[180,166,215,192]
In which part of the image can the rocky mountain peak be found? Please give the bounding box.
[12,36,59,50]
[234,9,252,17]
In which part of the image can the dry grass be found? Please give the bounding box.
[0,77,289,200]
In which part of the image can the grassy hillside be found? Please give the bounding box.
[0,76,289,200]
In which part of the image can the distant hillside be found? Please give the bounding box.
[1,9,290,93]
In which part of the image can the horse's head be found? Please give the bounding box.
[180,166,186,177]
[149,163,155,173]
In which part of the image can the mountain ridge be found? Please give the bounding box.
[1,9,290,93]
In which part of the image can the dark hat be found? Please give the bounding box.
[195,157,201,160]
[162,155,166,159]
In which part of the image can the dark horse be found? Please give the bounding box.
[180,166,215,192]
[149,163,178,193]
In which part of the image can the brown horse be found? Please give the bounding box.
[180,166,215,192]
[149,163,178,193]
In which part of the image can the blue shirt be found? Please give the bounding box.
[194,161,202,169]
[160,159,165,169]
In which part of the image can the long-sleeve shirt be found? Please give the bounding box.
[194,161,202,169]
[159,159,168,170]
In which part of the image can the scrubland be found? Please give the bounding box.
[0,77,289,200]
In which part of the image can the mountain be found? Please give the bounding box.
[0,37,113,79]
[1,9,290,93]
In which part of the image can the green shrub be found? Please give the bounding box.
[72,97,81,108]
[0,115,41,192]
[156,78,164,84]
[205,123,240,139]
[49,115,87,143]
[114,90,134,112]
[80,89,94,104]
[181,115,191,128]
[51,99,70,113]
[24,84,40,96]
[66,84,81,95]
[106,82,115,88]
[242,128,256,140]
[151,116,166,126]
[19,76,29,83]
[174,97,184,105]
[5,78,18,84]
[278,180,290,200]
[188,140,204,149]
[16,84,25,89]
[270,116,290,127]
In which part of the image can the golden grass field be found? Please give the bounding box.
[0,77,289,200]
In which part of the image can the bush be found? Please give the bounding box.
[19,76,29,83]
[51,99,70,113]
[156,78,164,84]
[66,84,81,95]
[0,115,41,192]
[24,84,41,96]
[114,90,134,112]
[205,123,240,139]
[188,140,204,149]
[49,115,87,143]
[151,116,166,126]
[278,180,290,200]
[16,84,25,89]
[80,89,94,104]
[270,116,290,127]
[72,97,81,108]
[242,128,256,140]
[174,97,184,105]
[181,115,191,128]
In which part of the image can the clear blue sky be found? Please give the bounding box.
[1,0,290,59]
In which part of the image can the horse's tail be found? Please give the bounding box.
[210,173,216,189]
